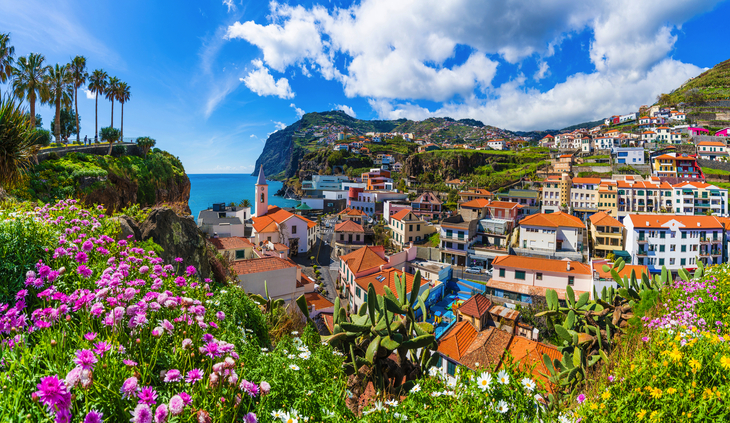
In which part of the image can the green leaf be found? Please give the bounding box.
[566,285,576,308]
[542,353,556,375]
[409,271,421,307]
[339,322,371,333]
[554,324,572,342]
[572,349,582,368]
[601,264,611,273]
[576,292,590,309]
[367,283,377,324]
[678,268,690,282]
[333,297,341,324]
[566,310,575,329]
[546,289,558,311]
[599,349,609,363]
[610,269,625,288]
[365,335,381,363]
[383,286,400,306]
[400,334,436,349]
[381,334,403,350]
[295,295,310,320]
[383,295,404,315]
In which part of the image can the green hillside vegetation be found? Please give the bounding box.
[665,58,730,103]
[10,149,186,205]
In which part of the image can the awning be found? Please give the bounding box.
[613,250,631,261]
[296,203,312,210]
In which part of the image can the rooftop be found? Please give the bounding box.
[519,211,584,229]
[303,291,334,311]
[492,255,592,275]
[340,245,387,273]
[334,220,364,233]
[230,256,297,275]
[458,293,492,318]
[625,214,723,229]
[209,236,254,250]
[354,268,430,298]
[589,211,624,228]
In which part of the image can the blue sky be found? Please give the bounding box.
[1,0,729,174]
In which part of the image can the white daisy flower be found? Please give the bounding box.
[271,410,285,419]
[428,367,439,377]
[496,400,509,413]
[430,391,441,397]
[299,352,311,360]
[476,372,492,391]
[289,364,300,371]
[281,412,298,423]
[497,370,510,385]
[287,354,297,360]
[521,377,536,392]
[411,383,421,393]
[385,399,398,407]
[446,376,458,389]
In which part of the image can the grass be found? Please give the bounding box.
[701,167,730,175]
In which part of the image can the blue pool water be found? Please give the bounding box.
[427,293,464,339]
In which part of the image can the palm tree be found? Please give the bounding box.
[0,33,15,83]
[87,69,107,141]
[0,95,38,189]
[46,63,73,144]
[116,81,130,143]
[68,56,87,144]
[105,76,120,129]
[11,53,50,128]
[136,136,155,158]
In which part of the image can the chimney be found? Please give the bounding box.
[566,260,571,271]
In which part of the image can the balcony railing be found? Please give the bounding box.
[441,234,468,241]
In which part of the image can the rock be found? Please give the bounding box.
[138,207,212,279]
[111,216,141,241]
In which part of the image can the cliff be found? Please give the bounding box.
[10,149,191,214]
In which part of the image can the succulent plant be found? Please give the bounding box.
[322,270,437,395]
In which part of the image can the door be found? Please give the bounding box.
[556,240,563,251]
[457,255,466,267]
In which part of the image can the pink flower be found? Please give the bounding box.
[259,381,270,396]
[82,240,94,252]
[138,386,158,405]
[65,367,82,388]
[154,404,168,423]
[185,266,197,277]
[240,380,259,397]
[244,412,258,423]
[120,377,139,398]
[35,375,71,411]
[577,393,586,404]
[185,369,203,384]
[75,251,88,264]
[84,332,97,341]
[130,404,153,423]
[168,395,184,416]
[216,311,226,321]
[164,369,182,383]
[84,410,103,423]
[73,349,98,371]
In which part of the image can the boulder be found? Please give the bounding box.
[111,215,142,241]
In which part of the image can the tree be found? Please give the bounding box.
[50,108,80,140]
[105,76,120,129]
[0,95,37,189]
[68,55,87,143]
[136,136,156,158]
[656,93,672,106]
[46,63,73,143]
[34,114,42,129]
[100,126,120,155]
[237,198,252,209]
[87,69,108,140]
[31,128,52,163]
[11,53,50,128]
[116,81,130,142]
[0,33,14,83]
[683,88,705,104]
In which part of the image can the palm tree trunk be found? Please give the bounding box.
[108,139,114,156]
[55,98,61,143]
[110,100,114,129]
[120,103,124,143]
[75,87,80,143]
[29,94,36,128]
[94,93,98,140]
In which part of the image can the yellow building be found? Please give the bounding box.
[653,154,677,177]
[597,181,618,217]
[589,211,624,259]
[388,209,436,248]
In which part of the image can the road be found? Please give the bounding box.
[293,214,339,302]
[451,266,493,283]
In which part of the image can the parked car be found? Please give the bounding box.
[465,266,482,274]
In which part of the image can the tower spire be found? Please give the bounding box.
[256,165,268,186]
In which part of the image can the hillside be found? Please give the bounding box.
[9,148,191,213]
[670,58,730,103]
[253,111,517,179]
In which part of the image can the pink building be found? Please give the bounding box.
[716,128,730,137]
[688,127,710,136]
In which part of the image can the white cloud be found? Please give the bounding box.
[241,59,295,99]
[84,88,95,100]
[290,103,305,118]
[273,121,287,130]
[335,104,356,118]
[223,0,236,13]
[227,0,721,129]
[250,134,257,138]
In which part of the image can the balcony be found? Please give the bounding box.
[470,243,508,253]
[700,238,711,244]
[441,234,468,242]
[637,238,648,243]
[636,250,648,256]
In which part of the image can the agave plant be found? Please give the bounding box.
[0,95,41,189]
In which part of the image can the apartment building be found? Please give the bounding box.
[541,174,571,213]
[554,155,573,173]
[388,209,436,248]
[697,141,728,161]
[596,180,619,217]
[439,215,478,267]
[333,220,367,256]
[615,179,673,217]
[616,147,645,165]
[570,178,601,218]
[655,127,682,143]
[361,168,393,190]
[411,191,443,220]
[589,211,624,258]
[670,181,728,216]
[301,175,350,195]
[624,215,724,272]
[516,212,584,261]
[496,190,540,215]
[487,255,593,303]
[458,189,494,203]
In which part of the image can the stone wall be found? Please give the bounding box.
[698,158,730,173]
[38,143,142,161]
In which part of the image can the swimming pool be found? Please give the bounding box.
[427,293,463,339]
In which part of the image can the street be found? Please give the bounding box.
[292,214,339,302]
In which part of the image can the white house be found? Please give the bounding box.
[488,140,506,150]
[197,204,250,238]
[251,166,317,254]
[231,256,312,303]
[697,141,728,161]
[516,212,584,260]
[624,214,724,273]
[615,147,645,165]
[487,255,593,302]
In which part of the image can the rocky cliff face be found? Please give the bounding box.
[403,151,532,180]
[253,125,296,180]
[83,173,191,215]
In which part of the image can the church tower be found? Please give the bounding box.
[255,165,268,217]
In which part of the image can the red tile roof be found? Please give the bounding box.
[304,291,334,311]
[391,209,413,221]
[438,320,478,361]
[209,237,254,250]
[502,336,561,393]
[492,255,592,275]
[334,220,364,232]
[698,141,726,147]
[519,211,584,229]
[461,198,490,208]
[339,208,366,216]
[572,178,602,184]
[486,279,589,300]
[626,214,722,229]
[589,211,623,228]
[487,201,521,210]
[354,268,429,298]
[457,293,492,318]
[252,206,316,233]
[231,256,297,275]
[340,245,387,274]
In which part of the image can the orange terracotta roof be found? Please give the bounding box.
[340,245,387,274]
[334,220,364,232]
[460,327,512,370]
[458,293,492,318]
[391,209,413,221]
[231,256,297,275]
[486,201,521,210]
[297,273,314,288]
[589,211,623,227]
[572,178,602,184]
[502,336,561,393]
[252,206,316,232]
[304,291,334,311]
[559,154,573,158]
[438,320,478,362]
[339,208,366,216]
[461,198,490,208]
[697,141,726,147]
[672,181,716,189]
[492,255,592,275]
[272,243,290,252]
[519,211,584,229]
[486,279,589,300]
[354,268,429,298]
[209,237,254,250]
[594,263,649,280]
[626,214,722,229]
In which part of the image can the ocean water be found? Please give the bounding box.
[188,174,299,222]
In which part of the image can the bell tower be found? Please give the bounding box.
[255,165,268,217]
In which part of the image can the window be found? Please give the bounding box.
[417,224,421,231]
[356,235,360,241]
[681,258,686,266]
[267,236,271,242]
[235,250,246,260]
[659,258,665,265]
[681,245,686,253]
[356,287,362,298]
[340,234,344,241]
[292,225,297,234]
[515,271,526,280]
[670,258,675,265]
[499,269,505,278]
[447,361,456,376]
[681,232,687,239]
[670,245,676,252]
[660,231,665,239]
[568,276,575,285]
[536,273,543,280]
[260,193,264,203]
[659,245,665,252]
[409,224,413,231]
